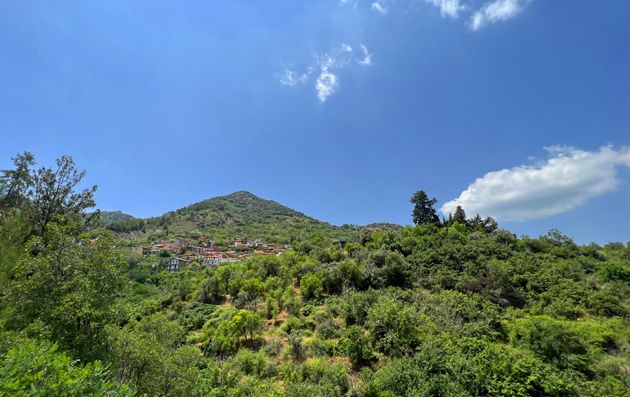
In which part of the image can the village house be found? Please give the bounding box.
[197,237,216,247]
[167,257,188,272]
[191,246,219,255]
[146,239,189,256]
[248,239,262,248]
[202,255,222,267]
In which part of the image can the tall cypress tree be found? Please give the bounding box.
[410,191,440,225]
[453,205,467,225]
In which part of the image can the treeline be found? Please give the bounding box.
[1,153,629,396]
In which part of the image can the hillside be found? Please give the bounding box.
[114,191,362,243]
[99,210,137,225]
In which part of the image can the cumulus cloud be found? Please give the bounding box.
[427,0,464,18]
[441,146,630,221]
[371,1,388,15]
[470,0,526,30]
[279,43,372,102]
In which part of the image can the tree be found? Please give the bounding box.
[5,225,128,361]
[232,309,264,342]
[197,275,223,304]
[341,326,374,367]
[410,190,440,226]
[288,332,304,360]
[366,296,421,356]
[0,153,97,236]
[0,151,35,211]
[109,314,200,396]
[300,273,324,300]
[469,214,498,233]
[29,155,97,236]
[508,316,589,372]
[0,339,131,396]
[452,205,467,225]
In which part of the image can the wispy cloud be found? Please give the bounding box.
[427,0,464,19]
[470,0,526,30]
[358,44,373,66]
[279,43,372,102]
[371,1,389,15]
[441,146,630,221]
[279,70,310,87]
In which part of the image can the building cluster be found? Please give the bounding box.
[133,237,290,272]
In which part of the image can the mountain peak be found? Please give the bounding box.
[226,190,260,199]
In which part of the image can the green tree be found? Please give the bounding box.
[6,225,127,361]
[300,273,324,301]
[1,153,98,240]
[453,205,467,225]
[340,325,374,367]
[366,296,422,356]
[232,309,264,341]
[288,332,304,360]
[508,316,590,372]
[0,339,131,396]
[0,151,35,211]
[109,314,200,396]
[410,190,440,225]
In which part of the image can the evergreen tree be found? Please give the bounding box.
[453,205,467,225]
[410,190,440,225]
[0,152,35,212]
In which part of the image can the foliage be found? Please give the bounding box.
[410,190,440,225]
[1,153,630,396]
[0,339,130,397]
[5,225,127,361]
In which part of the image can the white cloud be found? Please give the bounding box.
[441,146,630,221]
[316,67,339,102]
[427,0,464,18]
[280,43,371,102]
[358,44,373,66]
[371,1,388,15]
[278,70,309,87]
[470,0,526,31]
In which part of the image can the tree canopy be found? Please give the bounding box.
[410,190,440,225]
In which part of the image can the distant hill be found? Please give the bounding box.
[99,211,137,225]
[364,222,404,232]
[112,191,362,243]
[98,211,145,233]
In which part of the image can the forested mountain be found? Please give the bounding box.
[103,191,363,243]
[145,191,359,241]
[100,210,137,225]
[1,153,629,397]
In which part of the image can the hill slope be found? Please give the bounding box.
[142,191,359,242]
[99,210,137,225]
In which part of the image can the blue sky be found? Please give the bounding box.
[1,0,629,244]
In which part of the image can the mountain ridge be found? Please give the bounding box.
[101,190,397,243]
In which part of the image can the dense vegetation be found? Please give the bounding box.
[1,153,629,396]
[102,191,361,244]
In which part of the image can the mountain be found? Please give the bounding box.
[126,191,361,243]
[99,210,137,225]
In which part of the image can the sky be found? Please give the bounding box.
[1,0,629,244]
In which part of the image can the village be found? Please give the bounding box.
[131,236,290,272]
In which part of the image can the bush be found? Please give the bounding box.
[301,273,324,301]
